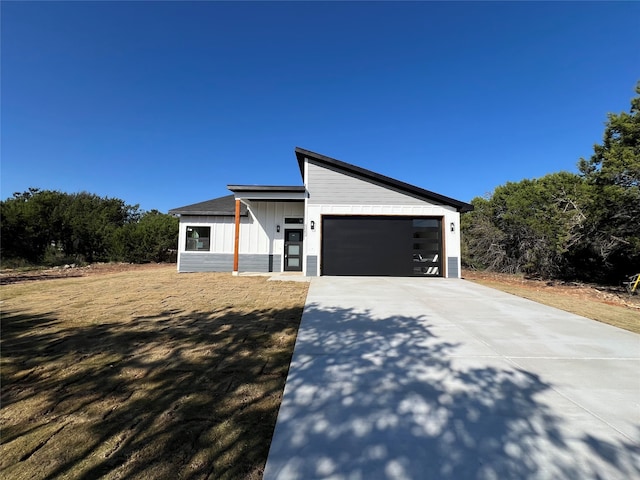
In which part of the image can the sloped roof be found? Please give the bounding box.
[294,147,474,213]
[227,185,306,193]
[169,194,248,216]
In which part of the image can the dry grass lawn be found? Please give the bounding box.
[1,265,309,480]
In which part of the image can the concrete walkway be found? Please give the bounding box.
[264,277,640,480]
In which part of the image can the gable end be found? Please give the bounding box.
[295,147,473,212]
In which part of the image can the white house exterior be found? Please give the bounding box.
[169,148,473,277]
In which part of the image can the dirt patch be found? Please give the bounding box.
[1,265,309,480]
[463,270,640,334]
[0,262,169,285]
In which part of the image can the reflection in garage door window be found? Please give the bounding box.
[412,219,441,276]
[413,219,439,228]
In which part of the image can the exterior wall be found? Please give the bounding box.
[242,201,304,259]
[307,160,438,206]
[238,254,282,272]
[304,159,462,278]
[175,158,465,277]
[179,252,234,272]
[306,255,318,277]
[447,256,459,278]
[178,253,282,273]
[176,202,303,273]
[304,204,461,278]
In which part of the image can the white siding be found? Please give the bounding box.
[243,201,304,262]
[302,158,463,278]
[304,203,461,278]
[177,201,304,273]
[178,215,238,254]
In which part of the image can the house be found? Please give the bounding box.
[169,147,473,277]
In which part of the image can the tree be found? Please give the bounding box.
[577,82,640,280]
[463,81,639,283]
[0,189,174,266]
[111,210,178,263]
[1,188,69,263]
[462,173,589,278]
[60,192,138,262]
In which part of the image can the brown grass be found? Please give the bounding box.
[0,265,309,480]
[464,270,640,334]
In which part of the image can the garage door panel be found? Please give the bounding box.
[322,216,441,277]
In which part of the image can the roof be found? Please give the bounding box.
[294,147,474,213]
[168,194,248,216]
[227,185,307,201]
[227,185,306,193]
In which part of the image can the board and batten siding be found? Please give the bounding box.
[178,215,237,254]
[242,201,304,255]
[177,201,304,273]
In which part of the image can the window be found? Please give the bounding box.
[185,226,210,251]
[412,218,441,276]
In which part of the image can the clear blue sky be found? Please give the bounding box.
[2,1,639,213]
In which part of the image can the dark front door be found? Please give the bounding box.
[284,229,303,271]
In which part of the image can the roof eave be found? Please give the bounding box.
[227,185,306,192]
[168,210,248,216]
[227,185,307,201]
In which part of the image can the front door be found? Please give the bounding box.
[284,229,303,271]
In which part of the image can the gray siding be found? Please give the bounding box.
[306,255,318,276]
[307,161,439,206]
[179,253,281,273]
[239,254,276,273]
[269,254,282,272]
[447,257,459,278]
[179,253,234,272]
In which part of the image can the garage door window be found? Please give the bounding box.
[412,219,441,276]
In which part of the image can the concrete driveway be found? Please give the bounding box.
[264,277,640,480]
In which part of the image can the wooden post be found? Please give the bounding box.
[233,199,240,274]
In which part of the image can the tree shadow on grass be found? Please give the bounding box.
[1,303,304,480]
[0,269,86,285]
[264,304,640,480]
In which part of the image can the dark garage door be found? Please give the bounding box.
[321,216,442,276]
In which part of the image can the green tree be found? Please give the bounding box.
[1,189,145,265]
[60,192,138,262]
[112,210,178,263]
[462,173,589,278]
[577,82,640,280]
[461,196,507,271]
[463,82,639,283]
[1,188,69,263]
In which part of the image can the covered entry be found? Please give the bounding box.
[321,216,442,276]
